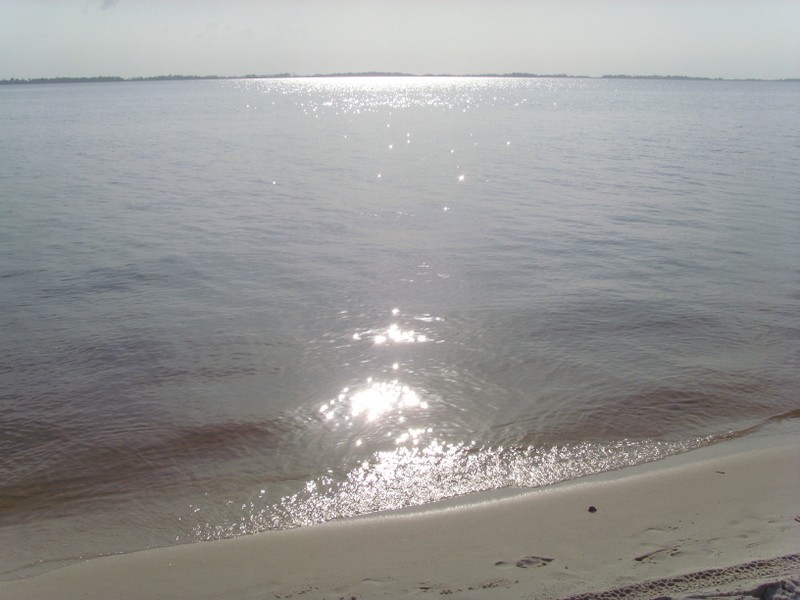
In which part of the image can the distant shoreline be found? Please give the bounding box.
[2,72,799,85]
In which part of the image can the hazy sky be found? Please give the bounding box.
[1,0,798,80]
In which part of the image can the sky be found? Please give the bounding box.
[1,0,798,80]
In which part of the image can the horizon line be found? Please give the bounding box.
[2,72,799,84]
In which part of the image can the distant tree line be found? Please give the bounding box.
[0,74,293,85]
[1,76,125,84]
[0,74,225,85]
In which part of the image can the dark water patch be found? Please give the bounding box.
[489,299,733,343]
[60,334,266,387]
[85,264,169,294]
[0,418,299,525]
[551,376,786,441]
[0,267,48,282]
[757,407,800,426]
[479,365,796,450]
[0,329,283,393]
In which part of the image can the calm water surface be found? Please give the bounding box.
[1,77,799,576]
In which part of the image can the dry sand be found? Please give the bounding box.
[2,433,798,600]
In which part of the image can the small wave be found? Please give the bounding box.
[191,433,715,540]
[191,410,800,541]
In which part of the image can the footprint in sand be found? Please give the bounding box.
[494,556,554,569]
[634,546,682,562]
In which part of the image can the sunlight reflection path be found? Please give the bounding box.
[320,308,439,447]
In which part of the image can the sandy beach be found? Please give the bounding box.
[3,432,798,600]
